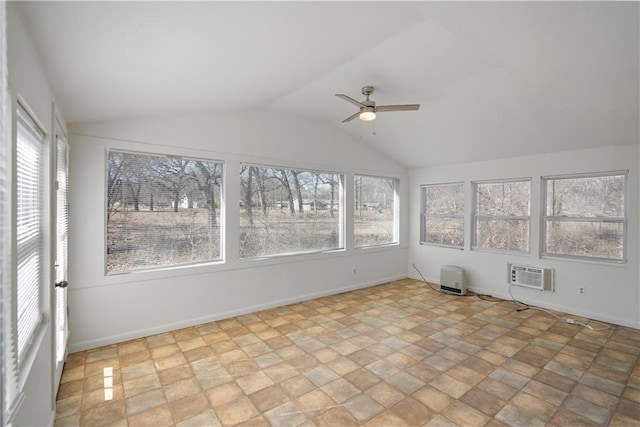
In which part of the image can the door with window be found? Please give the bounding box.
[54,125,69,385]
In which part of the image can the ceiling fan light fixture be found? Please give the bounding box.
[359,109,376,121]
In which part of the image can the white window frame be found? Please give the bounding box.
[0,3,11,420]
[353,174,399,249]
[541,171,628,263]
[421,182,465,249]
[1,97,48,424]
[14,102,45,364]
[105,149,225,274]
[472,178,531,254]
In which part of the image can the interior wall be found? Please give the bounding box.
[68,111,409,352]
[408,144,640,329]
[7,3,57,425]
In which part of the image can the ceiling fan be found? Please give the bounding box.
[335,86,420,123]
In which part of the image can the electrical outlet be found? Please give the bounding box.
[578,286,586,296]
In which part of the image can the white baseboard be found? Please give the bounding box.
[68,274,408,353]
[408,272,639,330]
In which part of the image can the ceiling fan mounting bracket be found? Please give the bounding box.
[362,86,374,96]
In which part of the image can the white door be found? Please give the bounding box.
[53,129,69,386]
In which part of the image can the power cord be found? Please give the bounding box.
[467,289,503,302]
[412,263,440,292]
[508,284,610,331]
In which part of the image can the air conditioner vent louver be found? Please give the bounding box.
[509,264,553,292]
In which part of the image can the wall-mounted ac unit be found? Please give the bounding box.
[440,265,466,296]
[509,263,553,292]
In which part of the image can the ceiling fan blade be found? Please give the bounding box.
[342,111,361,123]
[375,104,420,112]
[335,94,365,108]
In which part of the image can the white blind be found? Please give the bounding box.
[0,1,13,422]
[107,151,223,272]
[55,135,69,362]
[16,105,44,362]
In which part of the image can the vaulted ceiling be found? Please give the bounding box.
[18,1,639,168]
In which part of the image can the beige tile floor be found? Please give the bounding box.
[55,279,640,426]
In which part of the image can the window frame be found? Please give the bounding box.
[14,101,46,364]
[472,178,531,254]
[353,174,399,249]
[238,162,345,259]
[420,182,465,249]
[541,171,628,264]
[104,148,225,274]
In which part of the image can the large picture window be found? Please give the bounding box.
[421,183,464,248]
[543,172,627,262]
[239,164,343,258]
[354,175,398,248]
[106,150,223,273]
[473,179,530,253]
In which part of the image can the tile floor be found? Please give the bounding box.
[55,279,640,426]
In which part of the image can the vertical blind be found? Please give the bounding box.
[55,135,69,363]
[16,105,44,362]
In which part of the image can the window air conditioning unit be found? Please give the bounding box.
[440,265,466,296]
[509,263,553,292]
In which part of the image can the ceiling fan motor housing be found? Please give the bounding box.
[361,86,376,107]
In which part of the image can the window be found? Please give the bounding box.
[16,104,45,361]
[473,179,530,253]
[421,183,464,248]
[106,151,223,273]
[354,175,398,247]
[239,164,343,258]
[543,172,627,262]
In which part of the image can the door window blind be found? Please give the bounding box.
[16,105,44,362]
[55,135,69,363]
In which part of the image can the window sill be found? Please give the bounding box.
[18,322,49,391]
[541,253,627,267]
[353,242,399,250]
[471,247,531,257]
[420,242,464,250]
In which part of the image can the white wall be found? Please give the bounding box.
[68,111,409,352]
[409,144,639,329]
[7,3,60,425]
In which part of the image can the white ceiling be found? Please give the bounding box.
[18,1,639,168]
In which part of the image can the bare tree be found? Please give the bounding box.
[256,168,269,216]
[242,166,255,225]
[156,157,193,212]
[107,152,125,219]
[193,160,222,228]
[276,169,295,215]
[319,174,339,217]
[291,171,304,213]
